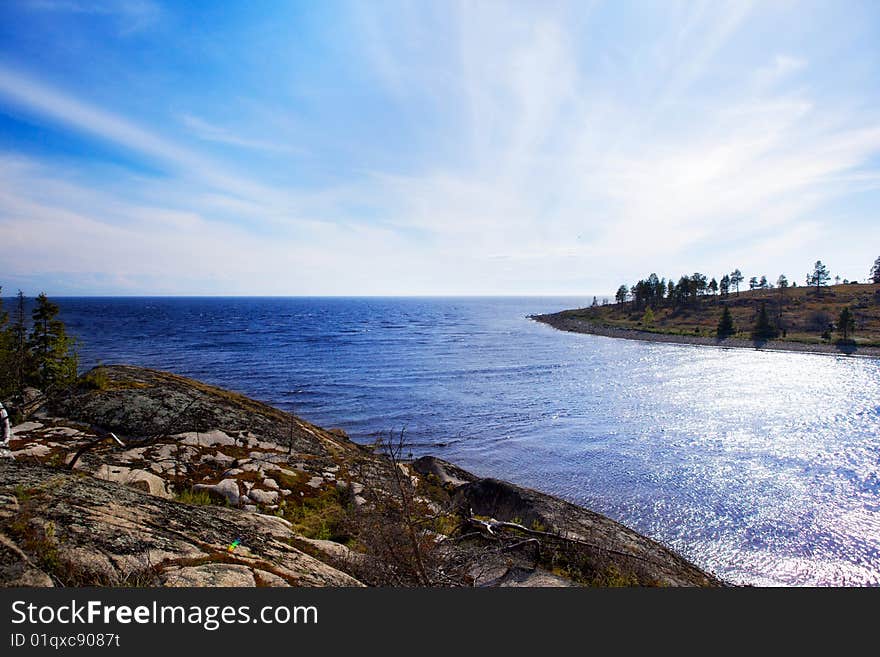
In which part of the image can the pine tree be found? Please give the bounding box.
[871,256,880,284]
[808,260,831,295]
[716,305,735,339]
[28,293,77,391]
[730,269,744,296]
[751,302,779,340]
[838,307,855,341]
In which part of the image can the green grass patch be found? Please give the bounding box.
[174,488,215,506]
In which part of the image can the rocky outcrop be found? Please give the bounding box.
[1,365,722,588]
[453,478,716,587]
[0,460,360,587]
[412,456,478,487]
[50,365,348,456]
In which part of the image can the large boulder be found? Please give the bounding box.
[412,456,478,488]
[454,478,720,587]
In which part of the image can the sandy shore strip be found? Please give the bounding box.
[532,312,880,359]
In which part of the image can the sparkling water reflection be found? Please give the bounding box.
[57,297,880,586]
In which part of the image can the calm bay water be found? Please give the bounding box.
[56,296,880,586]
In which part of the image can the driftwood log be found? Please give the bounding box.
[66,430,125,470]
[467,515,659,566]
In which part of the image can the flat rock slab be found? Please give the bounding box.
[12,422,44,434]
[95,464,172,499]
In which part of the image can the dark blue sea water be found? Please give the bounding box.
[51,296,880,586]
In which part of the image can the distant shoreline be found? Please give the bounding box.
[532,312,880,359]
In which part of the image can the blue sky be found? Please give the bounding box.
[0,0,879,296]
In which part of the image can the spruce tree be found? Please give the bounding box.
[751,302,778,340]
[28,293,77,391]
[838,307,855,341]
[716,305,735,338]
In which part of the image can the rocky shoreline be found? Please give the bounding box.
[533,311,880,359]
[1,365,721,588]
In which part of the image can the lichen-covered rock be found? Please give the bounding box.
[0,460,361,587]
[0,533,54,587]
[51,365,352,457]
[162,563,257,587]
[2,365,721,589]
[454,478,719,587]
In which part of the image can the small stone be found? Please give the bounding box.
[193,479,240,506]
[202,452,234,465]
[46,427,80,438]
[248,488,279,505]
[175,429,237,447]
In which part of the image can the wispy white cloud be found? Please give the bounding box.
[1,1,879,294]
[0,65,323,225]
[22,0,161,34]
[178,113,298,154]
[345,1,880,290]
[754,54,807,89]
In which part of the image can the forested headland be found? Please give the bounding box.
[537,257,880,352]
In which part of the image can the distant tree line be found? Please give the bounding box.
[615,267,790,311]
[608,257,880,343]
[0,288,78,400]
[613,257,880,312]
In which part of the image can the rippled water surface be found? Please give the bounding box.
[57,296,880,586]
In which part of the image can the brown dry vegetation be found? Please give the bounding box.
[562,283,880,346]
